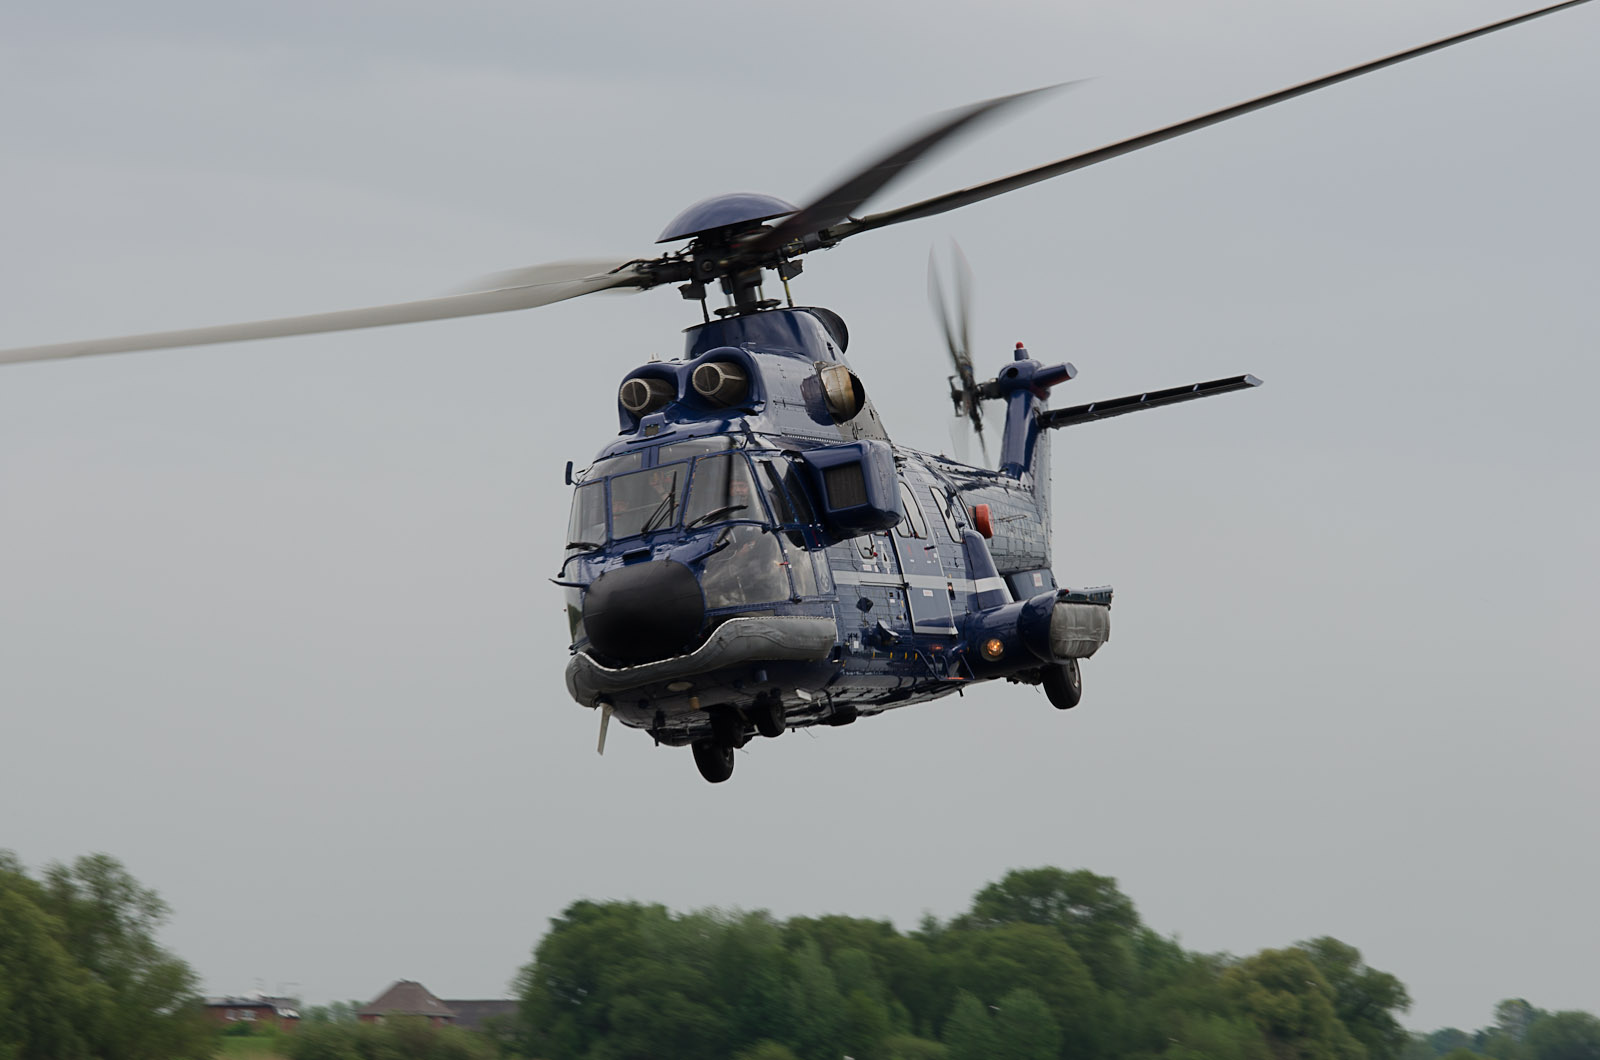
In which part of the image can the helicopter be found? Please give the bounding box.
[1,1,1590,784]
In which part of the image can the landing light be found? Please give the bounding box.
[980,637,1006,661]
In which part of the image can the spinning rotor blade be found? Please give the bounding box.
[928,242,990,466]
[0,258,646,366]
[750,84,1074,257]
[835,0,1595,240]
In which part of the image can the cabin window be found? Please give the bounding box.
[684,454,765,529]
[566,482,606,549]
[700,525,789,609]
[609,464,687,540]
[931,487,964,541]
[894,483,928,539]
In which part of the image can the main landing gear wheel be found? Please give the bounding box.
[709,707,747,750]
[1043,658,1083,710]
[692,740,735,783]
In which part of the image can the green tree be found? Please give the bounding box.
[942,991,998,1060]
[1430,1030,1475,1055]
[1222,948,1363,1060]
[0,851,208,1060]
[716,912,793,1052]
[966,868,1141,992]
[842,989,894,1058]
[1161,1012,1272,1060]
[882,1034,949,1060]
[1496,1002,1545,1045]
[994,987,1062,1060]
[1297,938,1411,1060]
[302,999,362,1023]
[515,899,730,1060]
[735,1042,801,1060]
[942,923,1103,1059]
[786,940,844,1060]
[286,1016,498,1060]
[0,877,103,1060]
[1526,1012,1600,1060]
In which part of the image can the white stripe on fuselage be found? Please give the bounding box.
[830,569,1011,598]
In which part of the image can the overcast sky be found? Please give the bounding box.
[1,0,1595,1031]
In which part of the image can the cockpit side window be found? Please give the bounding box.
[609,464,687,540]
[754,457,820,528]
[781,462,816,525]
[699,525,789,609]
[567,482,606,550]
[684,454,765,529]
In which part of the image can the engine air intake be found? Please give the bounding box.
[691,361,748,407]
[619,376,675,416]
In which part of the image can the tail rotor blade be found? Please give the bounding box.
[930,242,991,466]
[952,241,974,369]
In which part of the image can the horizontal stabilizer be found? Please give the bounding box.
[1038,374,1260,430]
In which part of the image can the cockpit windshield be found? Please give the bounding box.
[609,464,687,540]
[564,448,777,547]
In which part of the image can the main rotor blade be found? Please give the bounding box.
[0,258,647,366]
[750,84,1075,256]
[838,0,1595,238]
[1039,374,1263,430]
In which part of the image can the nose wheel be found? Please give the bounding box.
[692,740,735,783]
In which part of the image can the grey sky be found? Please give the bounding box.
[1,0,1595,1031]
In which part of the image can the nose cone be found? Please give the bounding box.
[583,560,705,664]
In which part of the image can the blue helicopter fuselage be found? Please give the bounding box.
[558,307,1110,749]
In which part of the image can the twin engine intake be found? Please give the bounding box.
[618,358,750,417]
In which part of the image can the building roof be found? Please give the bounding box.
[359,980,457,1020]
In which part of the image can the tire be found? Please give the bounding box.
[709,708,746,749]
[1042,658,1082,710]
[692,740,735,783]
[754,699,786,739]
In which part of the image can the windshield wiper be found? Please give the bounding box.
[564,540,603,551]
[686,503,747,528]
[640,490,678,534]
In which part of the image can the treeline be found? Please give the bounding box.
[0,851,211,1060]
[1403,1001,1600,1060]
[512,866,1413,1060]
[6,851,1599,1060]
